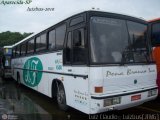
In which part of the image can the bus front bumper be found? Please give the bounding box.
[89,87,158,114]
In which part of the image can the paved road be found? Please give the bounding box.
[0,78,160,120]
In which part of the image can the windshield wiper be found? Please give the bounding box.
[130,34,150,63]
[120,50,134,65]
[134,49,150,63]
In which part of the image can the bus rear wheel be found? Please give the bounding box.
[17,73,21,85]
[57,83,68,111]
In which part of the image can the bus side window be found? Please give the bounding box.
[15,46,20,57]
[36,34,47,52]
[12,48,16,58]
[49,30,56,50]
[73,28,86,64]
[21,43,26,56]
[27,39,35,54]
[65,32,72,63]
[56,24,66,49]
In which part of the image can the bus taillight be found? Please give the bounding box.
[95,86,103,93]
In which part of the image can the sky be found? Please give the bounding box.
[0,0,160,33]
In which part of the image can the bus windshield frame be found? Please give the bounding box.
[89,14,153,65]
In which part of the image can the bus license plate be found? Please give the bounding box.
[131,94,141,101]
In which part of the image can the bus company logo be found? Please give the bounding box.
[23,57,43,87]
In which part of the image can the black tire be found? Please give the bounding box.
[57,83,68,111]
[17,74,21,85]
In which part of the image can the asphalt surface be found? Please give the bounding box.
[0,78,160,120]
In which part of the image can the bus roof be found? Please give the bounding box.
[12,10,147,48]
[3,46,13,49]
[12,32,36,47]
[148,18,160,23]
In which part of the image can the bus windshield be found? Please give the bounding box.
[90,16,151,64]
[3,48,12,68]
[4,56,11,68]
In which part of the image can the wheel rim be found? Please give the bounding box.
[57,88,65,104]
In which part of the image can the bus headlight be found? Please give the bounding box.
[104,97,121,107]
[148,89,157,97]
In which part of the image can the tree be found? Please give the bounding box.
[0,31,33,47]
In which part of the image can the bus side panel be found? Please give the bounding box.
[36,51,65,97]
[43,51,90,114]
[11,59,16,80]
[12,51,90,114]
[12,57,38,91]
[63,66,90,114]
[12,54,54,97]
[12,58,20,81]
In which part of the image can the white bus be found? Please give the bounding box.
[11,10,158,114]
[0,46,13,78]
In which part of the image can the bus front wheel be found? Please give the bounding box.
[57,83,68,111]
